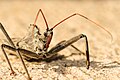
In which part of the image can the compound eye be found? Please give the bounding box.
[30,24,37,27]
[44,32,47,37]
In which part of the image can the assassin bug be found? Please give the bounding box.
[0,9,112,80]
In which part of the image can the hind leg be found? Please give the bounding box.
[47,34,90,69]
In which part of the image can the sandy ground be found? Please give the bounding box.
[0,0,120,80]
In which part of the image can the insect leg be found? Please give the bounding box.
[71,44,85,55]
[47,34,90,69]
[0,23,16,74]
[1,44,32,80]
[0,23,15,48]
[0,23,31,80]
[1,44,15,75]
[17,48,31,80]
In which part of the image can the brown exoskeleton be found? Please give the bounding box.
[0,9,112,80]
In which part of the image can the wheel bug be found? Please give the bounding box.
[0,9,112,80]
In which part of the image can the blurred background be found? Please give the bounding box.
[0,0,119,41]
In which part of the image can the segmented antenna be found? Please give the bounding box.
[33,9,49,30]
[32,9,49,38]
[50,13,113,42]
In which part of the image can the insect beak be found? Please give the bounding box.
[44,30,53,51]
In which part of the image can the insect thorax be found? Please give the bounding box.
[33,26,47,54]
[18,25,47,55]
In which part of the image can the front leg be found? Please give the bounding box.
[1,44,32,80]
[47,34,90,69]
